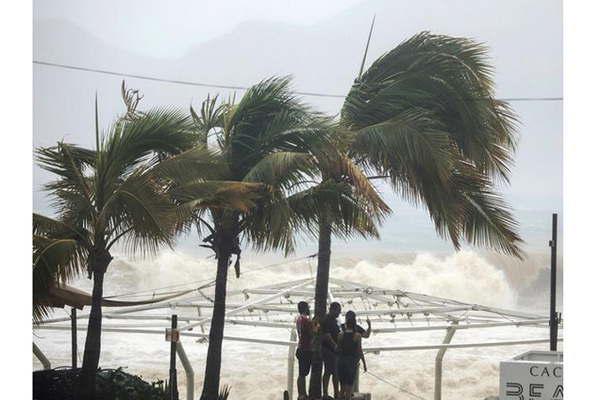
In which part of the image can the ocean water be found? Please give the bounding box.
[33,208,563,400]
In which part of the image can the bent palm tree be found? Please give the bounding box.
[181,77,336,400]
[343,32,522,253]
[35,104,197,399]
[308,32,523,396]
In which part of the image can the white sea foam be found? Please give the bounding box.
[33,248,560,400]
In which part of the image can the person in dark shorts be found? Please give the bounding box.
[322,302,341,399]
[295,301,313,400]
[336,311,371,400]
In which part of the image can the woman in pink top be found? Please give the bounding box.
[295,301,313,400]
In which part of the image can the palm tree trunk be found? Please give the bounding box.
[314,221,332,318]
[200,247,231,400]
[308,221,332,399]
[77,269,106,399]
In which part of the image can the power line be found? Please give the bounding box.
[33,60,563,102]
[33,60,344,99]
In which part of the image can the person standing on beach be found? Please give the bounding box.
[322,302,342,399]
[295,301,314,400]
[336,311,371,400]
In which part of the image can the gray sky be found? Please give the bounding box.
[33,0,562,250]
[34,0,365,58]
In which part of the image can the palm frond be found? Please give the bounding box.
[281,180,383,240]
[224,76,328,178]
[445,162,523,257]
[150,146,230,184]
[243,151,318,190]
[100,170,176,256]
[321,151,391,217]
[36,143,97,225]
[241,190,297,255]
[97,108,196,195]
[191,94,229,146]
[32,214,89,323]
[173,181,268,215]
[343,31,518,182]
[33,213,92,250]
[339,32,522,257]
[120,80,145,121]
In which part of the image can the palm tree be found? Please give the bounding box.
[35,101,197,399]
[307,32,524,397]
[180,77,342,400]
[284,147,391,398]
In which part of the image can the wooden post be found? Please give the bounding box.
[549,213,559,351]
[170,314,179,400]
[71,307,77,369]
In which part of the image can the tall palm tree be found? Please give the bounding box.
[180,77,346,400]
[307,32,524,397]
[35,102,197,399]
[284,147,391,398]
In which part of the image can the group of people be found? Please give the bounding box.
[295,301,371,400]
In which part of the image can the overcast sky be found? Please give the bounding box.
[34,0,366,58]
[32,0,562,251]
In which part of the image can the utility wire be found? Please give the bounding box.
[33,60,563,102]
[365,370,428,400]
[33,60,342,99]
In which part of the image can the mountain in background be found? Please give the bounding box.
[33,0,562,223]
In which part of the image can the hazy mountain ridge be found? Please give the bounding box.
[34,0,562,98]
[33,0,562,213]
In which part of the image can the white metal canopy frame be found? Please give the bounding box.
[34,275,563,400]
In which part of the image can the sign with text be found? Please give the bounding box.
[500,351,563,400]
[165,328,180,343]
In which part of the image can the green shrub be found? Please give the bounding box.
[33,367,168,400]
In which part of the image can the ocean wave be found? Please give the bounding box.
[34,248,561,399]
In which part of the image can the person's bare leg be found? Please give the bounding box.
[297,375,307,399]
[323,371,331,399]
[332,375,340,398]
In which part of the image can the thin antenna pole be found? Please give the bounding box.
[94,93,100,151]
[358,14,376,78]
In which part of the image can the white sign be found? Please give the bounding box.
[500,351,563,400]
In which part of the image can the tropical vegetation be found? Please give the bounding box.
[184,77,336,399]
[34,96,198,398]
[307,31,523,397]
[33,31,524,400]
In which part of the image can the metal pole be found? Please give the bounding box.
[287,329,297,400]
[33,342,51,370]
[170,314,179,400]
[434,323,458,400]
[550,213,558,351]
[176,342,194,400]
[71,307,77,369]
